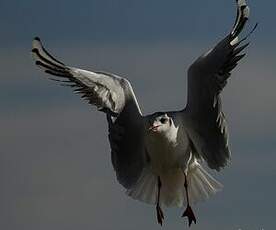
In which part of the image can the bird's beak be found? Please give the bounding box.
[148,125,161,132]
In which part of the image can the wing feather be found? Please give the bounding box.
[32,38,145,188]
[183,0,255,170]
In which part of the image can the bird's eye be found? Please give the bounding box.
[160,118,167,124]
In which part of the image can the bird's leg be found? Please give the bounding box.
[182,173,196,227]
[156,176,164,226]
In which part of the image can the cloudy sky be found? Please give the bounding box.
[1,0,275,229]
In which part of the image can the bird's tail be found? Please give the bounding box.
[126,162,222,207]
[186,161,223,204]
[126,168,158,206]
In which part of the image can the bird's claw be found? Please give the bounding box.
[156,204,164,226]
[182,205,196,227]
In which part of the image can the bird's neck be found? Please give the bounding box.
[148,126,179,147]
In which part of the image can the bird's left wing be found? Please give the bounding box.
[32,37,146,188]
[183,0,255,170]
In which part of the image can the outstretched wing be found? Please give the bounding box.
[32,38,146,188]
[183,0,254,170]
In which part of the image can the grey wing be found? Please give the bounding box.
[183,0,254,170]
[32,38,145,188]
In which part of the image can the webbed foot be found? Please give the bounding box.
[182,204,196,227]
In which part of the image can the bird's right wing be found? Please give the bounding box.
[183,0,255,171]
[32,38,146,189]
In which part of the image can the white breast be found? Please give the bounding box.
[145,121,190,175]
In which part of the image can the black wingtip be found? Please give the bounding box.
[35,60,42,65]
[239,22,259,44]
[232,42,249,56]
[251,22,259,34]
[34,36,41,41]
[232,53,246,63]
[32,48,38,53]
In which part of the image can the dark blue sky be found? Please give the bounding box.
[0,0,272,45]
[1,1,275,230]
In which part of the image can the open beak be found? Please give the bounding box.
[148,125,161,132]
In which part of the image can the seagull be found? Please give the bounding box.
[31,0,255,227]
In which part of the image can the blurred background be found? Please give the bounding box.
[0,0,275,229]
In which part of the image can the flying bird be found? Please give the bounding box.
[32,0,255,227]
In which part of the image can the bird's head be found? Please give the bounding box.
[147,113,173,135]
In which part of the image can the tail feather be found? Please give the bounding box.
[141,174,156,202]
[188,162,223,204]
[127,162,222,207]
[126,168,157,205]
[191,173,209,202]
